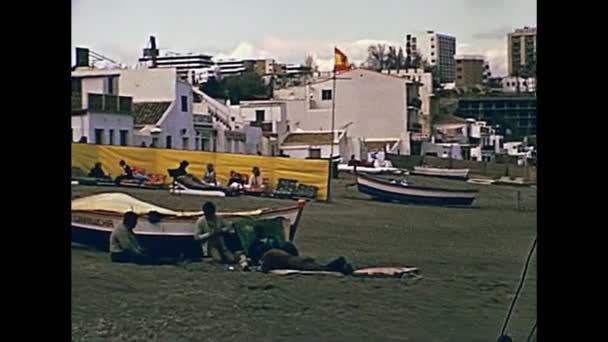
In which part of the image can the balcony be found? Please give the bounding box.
[87,93,132,114]
[250,121,273,132]
[193,114,213,127]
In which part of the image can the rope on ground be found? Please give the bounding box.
[498,236,537,339]
[526,321,537,342]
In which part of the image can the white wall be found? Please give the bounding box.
[72,112,133,145]
[118,68,177,102]
[275,69,409,144]
[153,80,196,150]
[80,78,105,108]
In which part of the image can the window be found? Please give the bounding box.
[151,137,159,148]
[72,78,82,95]
[457,75,463,79]
[431,59,436,63]
[431,52,435,56]
[182,137,189,150]
[181,96,188,112]
[321,89,332,100]
[166,135,172,149]
[94,129,104,145]
[195,138,200,150]
[255,110,265,122]
[109,129,115,145]
[119,130,128,146]
[309,148,321,159]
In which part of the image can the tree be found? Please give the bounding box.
[411,51,422,69]
[304,54,319,73]
[200,72,272,104]
[396,47,405,72]
[386,46,397,73]
[366,44,388,71]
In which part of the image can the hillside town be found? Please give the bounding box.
[72,27,537,167]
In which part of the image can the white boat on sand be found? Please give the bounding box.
[411,166,470,180]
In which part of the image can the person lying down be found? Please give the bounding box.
[260,248,354,275]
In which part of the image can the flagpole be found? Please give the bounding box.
[330,58,337,163]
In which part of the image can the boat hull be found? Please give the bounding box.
[337,164,405,175]
[356,174,477,206]
[71,198,306,257]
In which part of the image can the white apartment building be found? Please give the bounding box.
[215,59,246,78]
[416,30,456,84]
[274,68,422,158]
[508,27,537,76]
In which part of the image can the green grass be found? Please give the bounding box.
[72,174,536,341]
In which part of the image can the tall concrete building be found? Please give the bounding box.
[508,27,537,76]
[455,55,485,88]
[417,31,456,84]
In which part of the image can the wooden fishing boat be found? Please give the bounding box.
[356,173,477,206]
[411,166,470,180]
[337,164,406,175]
[71,193,306,257]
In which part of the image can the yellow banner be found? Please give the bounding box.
[72,144,330,200]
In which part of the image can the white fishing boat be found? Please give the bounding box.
[337,164,406,175]
[411,166,470,180]
[356,173,477,206]
[71,193,306,256]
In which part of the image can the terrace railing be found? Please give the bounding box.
[88,93,133,114]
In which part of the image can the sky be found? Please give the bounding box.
[71,0,536,77]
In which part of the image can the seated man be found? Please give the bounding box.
[109,212,158,265]
[194,202,239,264]
[227,170,244,190]
[115,160,149,184]
[88,162,110,179]
[260,248,354,275]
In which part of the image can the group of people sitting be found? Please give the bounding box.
[109,202,354,275]
[87,160,150,185]
[87,160,267,192]
[170,161,267,193]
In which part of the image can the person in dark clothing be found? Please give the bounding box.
[260,249,354,275]
[115,160,149,184]
[174,161,189,178]
[88,162,109,179]
[228,170,244,189]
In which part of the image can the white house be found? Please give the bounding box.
[191,88,261,154]
[279,130,347,159]
[273,68,422,159]
[424,115,503,161]
[114,68,197,149]
[231,100,290,156]
[381,68,434,139]
[501,76,536,93]
[71,68,134,145]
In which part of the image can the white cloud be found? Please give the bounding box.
[212,36,402,71]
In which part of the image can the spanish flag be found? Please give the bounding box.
[334,47,351,73]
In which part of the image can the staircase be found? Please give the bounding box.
[192,88,233,129]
